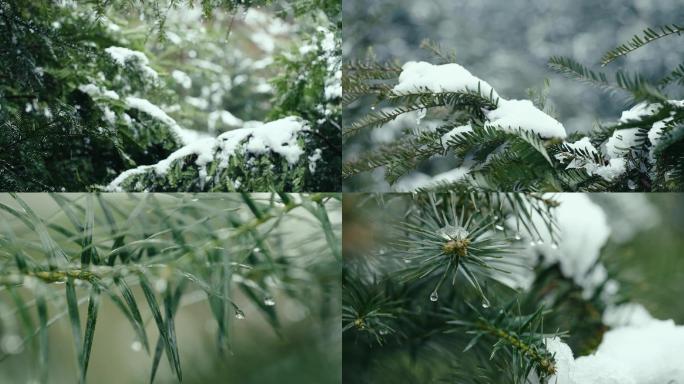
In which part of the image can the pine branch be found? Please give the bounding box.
[600,24,684,66]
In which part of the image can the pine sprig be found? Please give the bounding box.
[600,24,684,66]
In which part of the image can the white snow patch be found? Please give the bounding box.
[514,194,611,296]
[393,61,500,99]
[393,172,433,192]
[78,83,120,100]
[544,318,684,384]
[308,148,323,173]
[105,46,158,79]
[441,124,473,149]
[208,110,244,133]
[619,102,661,123]
[106,117,309,191]
[217,116,308,166]
[485,99,567,139]
[605,128,640,159]
[125,96,193,144]
[171,70,192,89]
[557,137,628,181]
[105,138,216,191]
[603,303,655,328]
[392,166,470,191]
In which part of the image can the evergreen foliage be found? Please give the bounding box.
[342,192,678,383]
[0,0,340,192]
[344,25,684,192]
[0,192,341,383]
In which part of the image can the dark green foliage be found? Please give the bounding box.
[344,24,684,192]
[0,0,341,192]
[342,193,620,383]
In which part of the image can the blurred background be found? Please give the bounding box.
[344,0,684,133]
[0,194,341,383]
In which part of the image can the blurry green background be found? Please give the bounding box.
[0,194,341,384]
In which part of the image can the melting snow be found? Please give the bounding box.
[106,117,309,191]
[105,46,158,79]
[544,316,684,384]
[441,124,473,149]
[78,83,120,100]
[171,70,192,89]
[393,61,500,99]
[485,99,567,139]
[125,96,192,144]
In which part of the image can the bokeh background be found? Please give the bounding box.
[0,194,341,384]
[344,0,684,133]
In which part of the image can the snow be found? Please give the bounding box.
[441,124,473,149]
[485,99,567,139]
[105,46,158,79]
[603,303,655,328]
[78,83,120,100]
[548,194,610,297]
[251,31,275,52]
[592,158,626,181]
[125,96,191,144]
[308,148,323,173]
[514,194,611,296]
[208,110,244,133]
[544,318,684,384]
[393,61,500,99]
[605,128,640,159]
[429,167,470,185]
[171,70,192,89]
[106,137,218,191]
[325,69,342,100]
[557,137,628,181]
[102,107,116,124]
[619,102,660,123]
[393,172,433,192]
[392,166,470,191]
[106,117,309,190]
[217,116,309,165]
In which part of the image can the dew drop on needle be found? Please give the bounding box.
[130,341,142,352]
[429,291,438,302]
[264,297,275,306]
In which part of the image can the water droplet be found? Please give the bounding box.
[191,198,199,202]
[495,225,504,231]
[370,105,376,111]
[551,242,559,250]
[264,297,275,306]
[514,233,522,240]
[529,241,537,247]
[235,309,245,319]
[438,224,469,241]
[482,299,490,309]
[403,258,412,264]
[536,239,544,245]
[154,278,167,293]
[130,341,142,352]
[1,334,23,354]
[378,248,386,255]
[379,329,389,335]
[429,291,439,302]
[253,247,261,254]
